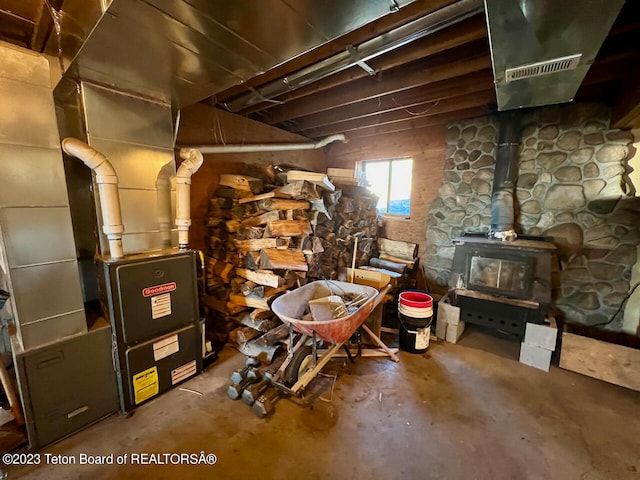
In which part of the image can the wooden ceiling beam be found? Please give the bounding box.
[282,70,494,131]
[215,0,457,102]
[339,107,493,140]
[244,14,488,119]
[299,89,496,138]
[257,41,490,126]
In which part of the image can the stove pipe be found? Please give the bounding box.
[489,111,522,241]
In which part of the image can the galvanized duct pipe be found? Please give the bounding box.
[61,137,125,259]
[224,0,484,112]
[184,133,346,153]
[175,148,204,249]
[156,161,175,248]
[489,111,522,241]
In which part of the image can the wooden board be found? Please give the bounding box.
[560,333,640,392]
[346,268,390,289]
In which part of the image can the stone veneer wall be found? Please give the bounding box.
[426,102,639,332]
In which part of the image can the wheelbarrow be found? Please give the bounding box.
[270,280,397,396]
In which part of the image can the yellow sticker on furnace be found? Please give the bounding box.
[133,366,159,405]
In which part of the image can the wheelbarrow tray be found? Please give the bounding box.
[271,280,379,344]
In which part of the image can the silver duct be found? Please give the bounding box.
[489,111,522,241]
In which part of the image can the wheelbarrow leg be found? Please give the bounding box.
[361,324,400,363]
[290,342,343,394]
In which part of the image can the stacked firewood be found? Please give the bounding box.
[202,165,380,362]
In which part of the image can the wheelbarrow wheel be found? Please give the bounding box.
[284,345,313,387]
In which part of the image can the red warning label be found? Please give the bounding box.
[142,282,176,297]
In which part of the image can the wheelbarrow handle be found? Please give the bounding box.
[373,284,392,308]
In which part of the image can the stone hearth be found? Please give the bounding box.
[426,102,639,332]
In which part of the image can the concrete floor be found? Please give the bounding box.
[7,326,640,480]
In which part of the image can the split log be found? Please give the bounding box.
[238,191,276,204]
[286,171,335,191]
[259,249,308,271]
[240,280,265,297]
[276,180,319,199]
[244,251,261,270]
[258,198,310,211]
[369,257,407,274]
[251,308,276,321]
[229,327,261,346]
[206,258,236,282]
[238,340,283,364]
[215,187,252,199]
[219,174,263,193]
[242,210,281,227]
[229,293,269,310]
[235,268,283,288]
[326,168,354,178]
[225,220,241,233]
[235,312,279,334]
[254,323,289,347]
[234,238,277,253]
[379,253,416,269]
[266,219,312,237]
[378,238,418,262]
[236,226,265,240]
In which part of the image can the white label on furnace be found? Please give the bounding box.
[171,360,197,385]
[151,293,171,319]
[153,334,179,361]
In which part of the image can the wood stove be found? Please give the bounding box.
[445,111,557,338]
[448,235,556,337]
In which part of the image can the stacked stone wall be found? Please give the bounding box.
[426,103,639,331]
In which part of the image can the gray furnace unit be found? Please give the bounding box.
[97,249,202,412]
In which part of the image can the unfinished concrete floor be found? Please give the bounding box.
[7,326,640,480]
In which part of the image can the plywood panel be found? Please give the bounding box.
[560,332,640,392]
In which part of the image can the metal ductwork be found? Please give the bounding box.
[489,111,521,241]
[48,0,427,110]
[484,0,626,110]
[224,0,484,112]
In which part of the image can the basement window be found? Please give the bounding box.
[359,158,413,217]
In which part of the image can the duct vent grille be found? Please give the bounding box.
[505,54,582,82]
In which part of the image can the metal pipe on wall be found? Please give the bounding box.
[61,138,125,259]
[489,111,522,241]
[183,133,346,153]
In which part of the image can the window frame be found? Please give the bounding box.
[358,157,413,219]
